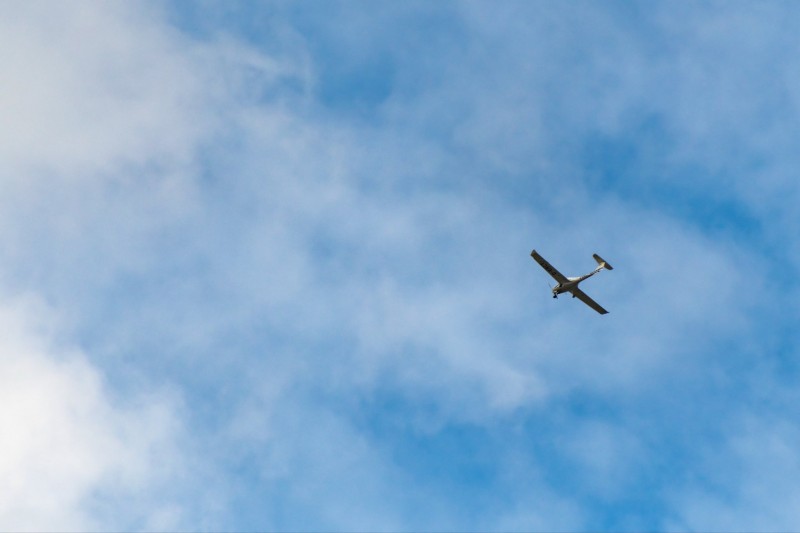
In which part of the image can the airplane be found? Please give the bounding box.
[530,249,613,314]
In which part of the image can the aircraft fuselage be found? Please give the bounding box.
[552,266,603,298]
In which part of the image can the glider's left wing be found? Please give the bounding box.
[570,287,609,315]
[530,250,568,283]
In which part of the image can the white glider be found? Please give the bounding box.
[531,250,613,315]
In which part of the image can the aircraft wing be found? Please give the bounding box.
[570,287,609,315]
[530,250,568,283]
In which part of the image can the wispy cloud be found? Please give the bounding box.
[2,1,800,531]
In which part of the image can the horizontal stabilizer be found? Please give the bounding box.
[592,253,613,270]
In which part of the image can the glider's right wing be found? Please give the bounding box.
[530,250,568,283]
[570,287,609,315]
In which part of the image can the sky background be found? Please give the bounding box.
[2,1,800,531]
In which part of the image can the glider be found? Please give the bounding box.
[531,249,613,315]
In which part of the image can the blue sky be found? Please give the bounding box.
[2,1,800,531]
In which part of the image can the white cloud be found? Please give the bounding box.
[0,295,182,531]
[0,3,198,174]
[0,2,242,528]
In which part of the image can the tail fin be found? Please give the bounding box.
[592,253,614,271]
